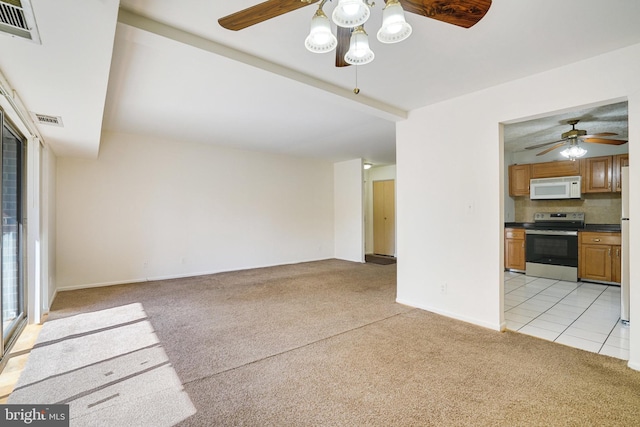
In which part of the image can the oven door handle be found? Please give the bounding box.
[525,230,578,236]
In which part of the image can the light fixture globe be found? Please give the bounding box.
[377,0,412,43]
[332,0,370,28]
[560,140,587,161]
[305,8,337,53]
[344,26,375,65]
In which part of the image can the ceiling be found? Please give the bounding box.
[1,0,640,165]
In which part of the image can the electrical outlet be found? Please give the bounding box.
[441,283,447,294]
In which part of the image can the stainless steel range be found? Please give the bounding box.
[525,212,585,282]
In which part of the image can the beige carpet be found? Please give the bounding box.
[10,259,640,426]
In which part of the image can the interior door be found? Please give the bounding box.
[373,180,395,256]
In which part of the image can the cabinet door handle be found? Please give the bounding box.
[608,248,611,257]
[617,248,620,257]
[593,238,601,242]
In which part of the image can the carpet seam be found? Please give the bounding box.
[182,308,417,386]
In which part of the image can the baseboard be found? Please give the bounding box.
[627,360,640,372]
[56,257,336,292]
[395,298,502,331]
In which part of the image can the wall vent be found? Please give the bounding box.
[0,0,41,44]
[31,113,63,127]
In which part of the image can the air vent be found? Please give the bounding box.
[31,113,63,127]
[0,0,41,44]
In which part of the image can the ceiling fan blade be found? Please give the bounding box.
[581,137,628,145]
[399,0,492,29]
[536,142,566,156]
[335,26,351,67]
[581,132,617,138]
[219,0,320,31]
[525,139,565,150]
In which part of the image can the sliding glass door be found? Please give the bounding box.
[0,109,27,358]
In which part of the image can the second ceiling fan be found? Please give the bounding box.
[218,0,492,67]
[525,119,628,160]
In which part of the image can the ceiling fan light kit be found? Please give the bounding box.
[377,0,413,43]
[344,25,375,64]
[560,143,588,161]
[305,8,338,52]
[332,0,371,28]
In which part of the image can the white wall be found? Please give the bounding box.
[397,43,640,369]
[364,165,396,254]
[334,159,364,262]
[56,132,335,289]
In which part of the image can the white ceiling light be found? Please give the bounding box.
[377,0,412,43]
[332,0,370,28]
[344,25,374,65]
[305,0,410,65]
[560,139,587,161]
[305,7,338,53]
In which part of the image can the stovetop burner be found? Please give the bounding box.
[531,212,585,231]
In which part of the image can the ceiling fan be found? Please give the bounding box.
[218,0,492,67]
[525,119,628,160]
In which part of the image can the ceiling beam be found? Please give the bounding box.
[117,7,408,122]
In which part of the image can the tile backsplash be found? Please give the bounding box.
[514,193,622,224]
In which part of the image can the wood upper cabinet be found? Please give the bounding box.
[530,160,581,179]
[613,153,629,192]
[508,153,628,197]
[579,231,621,283]
[508,164,530,196]
[581,156,613,193]
[505,228,525,271]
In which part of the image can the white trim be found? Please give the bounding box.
[26,136,42,324]
[56,257,334,292]
[396,298,502,331]
[628,361,640,372]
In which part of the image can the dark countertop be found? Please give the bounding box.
[505,222,534,229]
[505,222,621,232]
[583,224,621,232]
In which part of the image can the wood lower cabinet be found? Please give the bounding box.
[612,245,622,283]
[579,231,621,283]
[505,228,525,271]
[508,164,530,196]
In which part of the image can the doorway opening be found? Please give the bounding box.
[502,100,630,360]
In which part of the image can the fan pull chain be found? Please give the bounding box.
[353,65,360,95]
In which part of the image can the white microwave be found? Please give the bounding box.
[530,176,581,200]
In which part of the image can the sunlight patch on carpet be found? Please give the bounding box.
[8,303,196,426]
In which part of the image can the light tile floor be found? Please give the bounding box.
[504,272,629,360]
